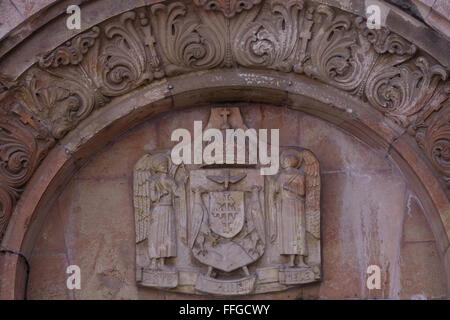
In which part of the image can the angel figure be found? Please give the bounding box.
[134,152,187,270]
[268,148,320,268]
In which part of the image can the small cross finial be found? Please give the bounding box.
[219,108,231,129]
[11,107,35,127]
[19,112,34,125]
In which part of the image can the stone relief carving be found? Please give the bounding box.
[364,56,447,127]
[414,82,450,187]
[189,169,266,294]
[38,27,101,68]
[29,8,164,138]
[134,151,188,288]
[133,107,321,295]
[1,0,450,241]
[268,148,320,267]
[100,10,165,96]
[20,0,446,132]
[0,98,54,240]
[150,2,225,74]
[20,69,102,139]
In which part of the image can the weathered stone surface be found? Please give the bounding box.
[59,179,138,299]
[1,0,450,300]
[131,107,321,295]
[399,242,447,299]
[28,253,70,300]
[25,105,447,299]
[0,1,24,39]
[398,194,447,299]
[403,196,435,243]
[31,201,66,253]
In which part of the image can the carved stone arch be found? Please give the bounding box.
[0,0,450,299]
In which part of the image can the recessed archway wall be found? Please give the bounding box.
[1,0,450,299]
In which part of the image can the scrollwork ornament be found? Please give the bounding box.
[416,105,450,186]
[0,101,54,240]
[24,71,97,139]
[151,2,224,75]
[234,0,306,71]
[365,56,448,126]
[39,27,101,68]
[303,5,367,92]
[2,0,450,240]
[100,11,152,96]
[355,17,416,56]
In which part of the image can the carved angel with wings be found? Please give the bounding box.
[134,152,187,270]
[268,148,320,268]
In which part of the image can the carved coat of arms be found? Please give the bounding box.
[134,107,321,295]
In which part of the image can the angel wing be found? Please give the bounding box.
[299,149,321,239]
[267,175,279,243]
[229,173,247,184]
[206,175,225,184]
[249,186,265,245]
[189,189,207,248]
[173,162,189,245]
[133,154,153,244]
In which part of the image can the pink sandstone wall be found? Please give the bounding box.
[26,104,447,299]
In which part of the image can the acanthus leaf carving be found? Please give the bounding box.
[234,0,309,72]
[34,27,111,139]
[21,67,100,139]
[303,5,365,92]
[302,6,417,96]
[99,10,164,97]
[355,17,417,57]
[416,111,450,185]
[18,0,449,137]
[38,27,101,68]
[364,56,448,127]
[0,98,54,240]
[415,83,450,186]
[3,0,450,240]
[151,2,225,75]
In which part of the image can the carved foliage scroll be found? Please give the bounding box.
[100,10,164,96]
[414,83,450,186]
[0,99,54,239]
[39,27,101,68]
[417,109,450,184]
[149,1,448,128]
[365,56,447,126]
[151,2,225,74]
[2,0,450,240]
[14,0,450,138]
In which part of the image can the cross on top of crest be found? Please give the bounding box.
[219,108,231,129]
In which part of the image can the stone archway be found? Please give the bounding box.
[1,0,450,299]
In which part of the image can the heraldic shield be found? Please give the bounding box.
[208,191,244,238]
[189,169,266,273]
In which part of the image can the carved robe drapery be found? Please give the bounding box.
[147,174,178,259]
[134,152,186,266]
[276,169,307,256]
[268,147,320,264]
